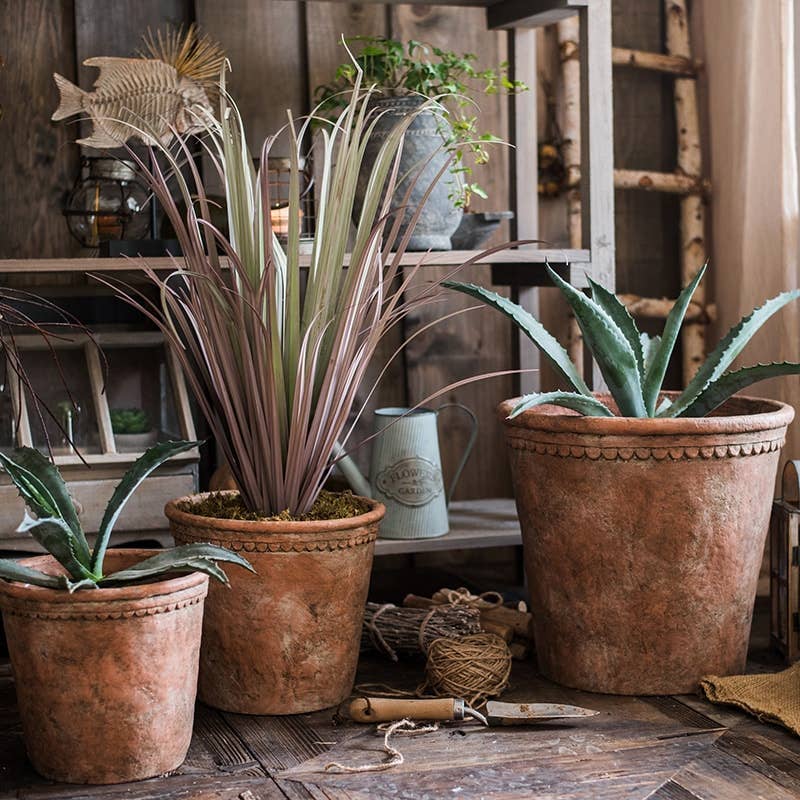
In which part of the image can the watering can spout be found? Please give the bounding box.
[333,443,373,499]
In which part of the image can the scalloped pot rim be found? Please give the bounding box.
[498,393,795,436]
[164,492,386,536]
[0,548,208,606]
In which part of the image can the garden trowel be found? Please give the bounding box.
[349,697,599,726]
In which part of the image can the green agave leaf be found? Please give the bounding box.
[640,332,662,373]
[546,267,646,417]
[17,514,96,581]
[642,265,706,415]
[663,288,800,418]
[0,558,97,592]
[443,280,590,395]
[91,441,200,576]
[510,392,615,418]
[681,362,800,417]
[102,543,255,586]
[587,277,643,377]
[0,448,89,566]
[655,396,673,415]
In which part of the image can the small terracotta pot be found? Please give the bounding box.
[165,493,384,714]
[501,394,794,695]
[0,549,208,784]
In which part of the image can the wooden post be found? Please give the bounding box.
[578,0,615,390]
[513,28,540,395]
[666,0,706,382]
[557,16,585,377]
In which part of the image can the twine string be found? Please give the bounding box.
[424,633,512,707]
[324,719,440,774]
[366,603,398,662]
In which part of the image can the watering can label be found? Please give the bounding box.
[375,457,444,507]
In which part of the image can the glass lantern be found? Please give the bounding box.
[266,156,315,244]
[64,158,151,248]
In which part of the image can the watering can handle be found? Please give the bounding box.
[782,460,800,507]
[437,403,478,507]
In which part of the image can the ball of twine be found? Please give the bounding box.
[424,633,512,706]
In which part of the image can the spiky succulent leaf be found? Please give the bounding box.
[17,514,97,581]
[588,277,644,377]
[510,392,615,418]
[642,265,706,415]
[681,362,800,417]
[101,543,255,586]
[0,448,89,565]
[640,332,662,374]
[443,280,590,396]
[546,267,646,417]
[91,440,200,575]
[0,558,97,591]
[662,289,800,418]
[655,396,673,415]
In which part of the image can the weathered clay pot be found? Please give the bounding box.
[166,493,384,714]
[354,95,462,251]
[0,549,208,784]
[500,393,794,695]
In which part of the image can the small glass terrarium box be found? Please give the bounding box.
[0,331,198,548]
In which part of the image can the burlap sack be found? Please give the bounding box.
[700,663,800,736]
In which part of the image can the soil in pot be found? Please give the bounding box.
[166,490,385,715]
[500,394,794,695]
[354,96,462,251]
[0,549,208,784]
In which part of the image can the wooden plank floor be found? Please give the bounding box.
[2,606,799,799]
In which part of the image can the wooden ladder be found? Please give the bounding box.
[558,0,711,385]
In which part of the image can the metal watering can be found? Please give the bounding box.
[336,405,477,540]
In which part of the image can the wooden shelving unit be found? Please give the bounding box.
[0,0,615,557]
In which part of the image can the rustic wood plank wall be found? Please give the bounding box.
[0,1,81,259]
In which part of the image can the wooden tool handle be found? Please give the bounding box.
[349,697,461,723]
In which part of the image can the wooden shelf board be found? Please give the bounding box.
[374,497,521,556]
[300,0,586,29]
[0,248,589,275]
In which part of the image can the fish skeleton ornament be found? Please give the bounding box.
[52,57,211,148]
[51,26,225,148]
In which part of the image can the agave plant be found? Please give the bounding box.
[94,62,512,517]
[0,441,253,591]
[446,264,800,418]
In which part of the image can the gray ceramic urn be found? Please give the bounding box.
[354,95,462,251]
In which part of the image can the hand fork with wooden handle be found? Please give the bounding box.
[349,697,599,727]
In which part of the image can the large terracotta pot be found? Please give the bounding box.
[501,394,794,695]
[166,493,384,714]
[0,549,208,784]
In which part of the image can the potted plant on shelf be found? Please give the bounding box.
[99,65,501,716]
[0,441,252,784]
[316,36,526,251]
[446,265,800,695]
[111,407,158,452]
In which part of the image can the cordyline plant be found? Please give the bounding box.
[0,441,253,591]
[447,263,800,418]
[98,64,509,517]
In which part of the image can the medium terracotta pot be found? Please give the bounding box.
[0,549,208,784]
[165,493,384,714]
[500,394,794,695]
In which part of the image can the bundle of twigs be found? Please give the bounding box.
[361,602,481,662]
